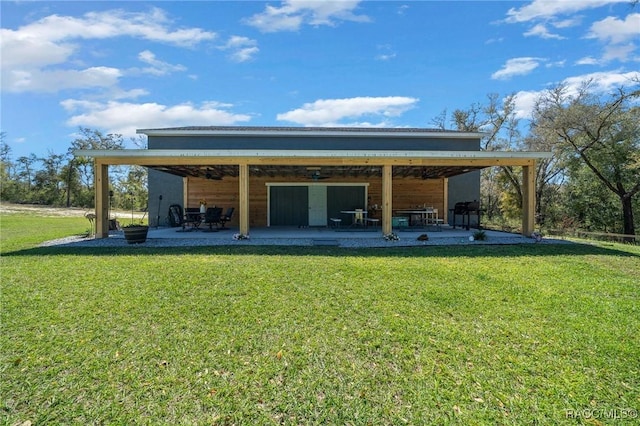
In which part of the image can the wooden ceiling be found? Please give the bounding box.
[148,164,486,180]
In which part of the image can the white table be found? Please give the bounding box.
[340,210,367,226]
[394,209,441,228]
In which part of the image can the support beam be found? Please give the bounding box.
[382,164,392,235]
[183,177,188,208]
[442,177,449,225]
[522,164,535,236]
[95,161,109,238]
[239,164,250,236]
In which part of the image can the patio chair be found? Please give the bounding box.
[203,207,223,231]
[168,204,184,227]
[218,207,234,230]
[183,207,203,230]
[329,218,342,228]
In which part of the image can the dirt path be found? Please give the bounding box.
[0,202,145,218]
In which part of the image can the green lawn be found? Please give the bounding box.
[1,214,639,425]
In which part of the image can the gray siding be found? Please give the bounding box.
[148,135,480,151]
[148,169,183,227]
[448,171,481,226]
[145,131,482,227]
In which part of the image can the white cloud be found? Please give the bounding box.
[485,37,504,45]
[586,13,640,44]
[561,70,640,94]
[524,23,565,40]
[375,44,396,61]
[553,18,582,29]
[135,50,187,76]
[276,96,419,126]
[4,67,122,93]
[61,99,252,137]
[0,29,75,69]
[111,88,150,100]
[546,60,566,68]
[576,56,600,65]
[22,8,215,47]
[376,53,397,61]
[491,57,545,80]
[231,47,260,63]
[583,13,640,62]
[505,1,629,42]
[0,8,215,93]
[512,90,541,120]
[219,36,259,62]
[505,0,623,23]
[513,70,640,118]
[601,43,638,62]
[246,5,304,32]
[245,0,370,33]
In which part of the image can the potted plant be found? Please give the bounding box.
[122,193,148,244]
[123,223,149,244]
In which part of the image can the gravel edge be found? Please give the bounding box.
[40,235,573,249]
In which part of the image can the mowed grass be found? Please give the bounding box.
[1,215,639,425]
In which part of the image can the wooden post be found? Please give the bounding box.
[442,177,449,225]
[239,164,250,236]
[382,164,392,235]
[95,160,110,238]
[183,177,189,208]
[522,164,535,236]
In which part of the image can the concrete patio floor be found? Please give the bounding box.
[97,225,552,248]
[143,225,485,240]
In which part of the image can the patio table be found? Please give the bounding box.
[395,209,441,229]
[340,210,368,227]
[183,211,204,230]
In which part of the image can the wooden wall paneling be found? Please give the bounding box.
[185,175,446,227]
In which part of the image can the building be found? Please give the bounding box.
[76,126,551,238]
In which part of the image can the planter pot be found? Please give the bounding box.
[123,226,149,244]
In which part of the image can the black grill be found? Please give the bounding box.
[450,201,482,230]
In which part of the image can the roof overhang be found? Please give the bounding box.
[75,149,551,179]
[75,149,550,162]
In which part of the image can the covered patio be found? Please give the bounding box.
[75,127,551,239]
[76,148,551,239]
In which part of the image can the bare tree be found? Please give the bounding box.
[449,94,525,218]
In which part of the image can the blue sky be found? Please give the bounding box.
[2,0,639,159]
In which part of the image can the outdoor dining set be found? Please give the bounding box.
[331,206,444,230]
[166,202,479,232]
[168,204,235,232]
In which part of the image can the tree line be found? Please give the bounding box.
[1,80,638,237]
[0,128,148,212]
[434,79,639,237]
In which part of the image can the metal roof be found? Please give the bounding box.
[136,126,485,139]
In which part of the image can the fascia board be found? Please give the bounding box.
[75,149,552,159]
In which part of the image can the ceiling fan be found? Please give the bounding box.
[307,167,330,180]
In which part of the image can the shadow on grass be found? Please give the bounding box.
[3,241,639,259]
